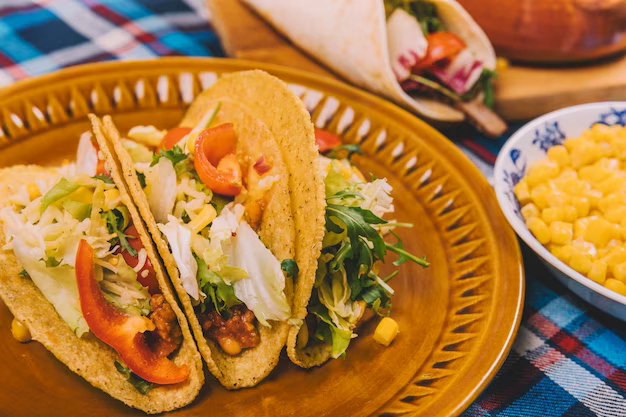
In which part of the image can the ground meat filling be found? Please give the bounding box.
[198,305,260,355]
[147,294,183,358]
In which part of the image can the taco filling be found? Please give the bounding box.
[298,130,429,359]
[385,0,506,135]
[0,133,189,390]
[118,104,292,357]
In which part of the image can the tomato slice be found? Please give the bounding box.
[75,240,189,384]
[314,128,342,152]
[95,159,107,176]
[115,225,159,295]
[159,127,192,152]
[412,32,466,71]
[194,123,242,196]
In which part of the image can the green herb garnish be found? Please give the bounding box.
[281,259,299,278]
[114,361,153,394]
[102,208,136,257]
[150,145,187,167]
[92,175,114,184]
[136,171,146,188]
[326,144,363,160]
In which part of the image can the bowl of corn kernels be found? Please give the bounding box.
[494,102,626,320]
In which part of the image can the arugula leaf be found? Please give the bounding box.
[114,361,153,394]
[150,145,187,167]
[40,178,80,214]
[136,171,146,188]
[92,175,114,184]
[101,209,137,257]
[281,259,299,278]
[386,231,429,267]
[18,269,29,278]
[326,144,363,160]
[326,204,387,259]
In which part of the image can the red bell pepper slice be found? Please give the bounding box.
[314,128,342,152]
[75,240,189,385]
[412,32,466,71]
[193,123,242,196]
[158,127,192,152]
[114,225,159,295]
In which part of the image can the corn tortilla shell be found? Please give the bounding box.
[104,88,297,388]
[181,71,327,368]
[0,160,203,413]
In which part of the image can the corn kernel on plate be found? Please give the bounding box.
[495,102,626,320]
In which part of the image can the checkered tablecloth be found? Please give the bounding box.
[0,1,624,416]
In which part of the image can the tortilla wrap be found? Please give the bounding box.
[0,118,205,414]
[242,0,496,122]
[105,70,324,386]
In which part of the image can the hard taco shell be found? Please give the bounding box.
[0,118,205,414]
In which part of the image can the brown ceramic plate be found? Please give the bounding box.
[0,58,523,417]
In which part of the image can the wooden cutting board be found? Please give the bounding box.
[207,0,626,121]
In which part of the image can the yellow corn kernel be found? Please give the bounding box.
[564,137,584,152]
[496,57,509,72]
[570,141,602,168]
[555,245,576,263]
[541,207,563,224]
[598,192,626,214]
[531,185,549,209]
[65,186,93,204]
[590,123,618,143]
[527,217,551,244]
[562,206,578,223]
[547,145,570,167]
[612,262,626,283]
[514,180,531,205]
[26,183,40,200]
[606,207,626,224]
[559,168,578,181]
[611,137,626,159]
[584,190,603,209]
[584,217,614,248]
[526,160,560,187]
[103,188,120,208]
[521,203,540,221]
[560,178,588,196]
[588,260,608,284]
[596,176,626,195]
[373,317,399,347]
[571,196,590,217]
[550,245,563,259]
[574,217,591,239]
[11,318,31,343]
[187,204,217,235]
[546,191,571,208]
[550,221,573,245]
[569,251,592,275]
[605,279,626,296]
[603,246,626,269]
[579,166,610,183]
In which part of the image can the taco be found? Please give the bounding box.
[0,125,204,412]
[242,0,507,136]
[100,70,325,388]
[287,130,430,367]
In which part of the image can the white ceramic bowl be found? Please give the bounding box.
[494,102,626,320]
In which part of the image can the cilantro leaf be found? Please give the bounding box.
[326,144,363,160]
[136,171,146,188]
[102,209,137,257]
[150,145,187,167]
[18,269,29,278]
[281,259,299,278]
[92,175,114,184]
[114,361,153,394]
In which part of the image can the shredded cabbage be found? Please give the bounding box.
[227,222,291,327]
[76,132,98,177]
[158,215,200,301]
[120,138,153,163]
[145,158,177,223]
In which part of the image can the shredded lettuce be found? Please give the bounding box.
[101,255,151,316]
[158,215,200,301]
[62,200,92,221]
[40,178,80,214]
[120,138,153,163]
[12,233,89,336]
[226,222,291,327]
[195,255,241,314]
[145,157,177,223]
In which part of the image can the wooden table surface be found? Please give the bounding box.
[207,0,626,121]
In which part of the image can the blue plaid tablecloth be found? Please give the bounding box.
[0,1,624,416]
